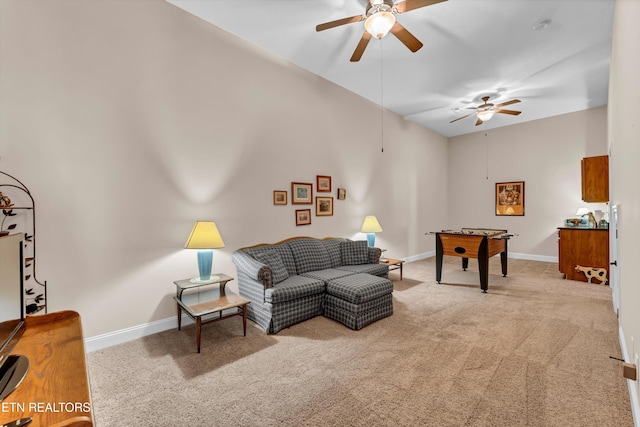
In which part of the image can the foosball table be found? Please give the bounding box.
[429,228,513,293]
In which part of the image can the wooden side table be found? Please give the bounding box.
[381,258,405,281]
[174,274,249,353]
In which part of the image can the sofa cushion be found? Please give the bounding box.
[321,239,343,268]
[366,246,381,264]
[287,238,332,274]
[264,275,325,304]
[340,240,369,265]
[245,244,297,276]
[336,263,389,277]
[254,249,289,284]
[301,268,355,282]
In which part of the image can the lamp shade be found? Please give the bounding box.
[184,221,225,249]
[361,216,383,233]
[576,208,590,216]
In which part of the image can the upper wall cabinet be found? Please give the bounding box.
[581,155,609,203]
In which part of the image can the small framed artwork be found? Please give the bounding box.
[495,181,525,216]
[273,190,287,205]
[292,182,313,204]
[295,209,311,226]
[316,196,334,216]
[316,175,331,192]
[337,188,346,200]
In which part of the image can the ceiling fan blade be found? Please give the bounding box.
[449,114,473,123]
[475,118,484,126]
[495,99,521,108]
[316,15,364,32]
[396,0,447,14]
[389,22,423,52]
[496,109,521,116]
[350,32,372,62]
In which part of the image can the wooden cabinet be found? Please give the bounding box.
[581,155,609,202]
[1,311,94,426]
[558,227,609,282]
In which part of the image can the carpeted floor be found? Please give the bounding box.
[88,257,633,426]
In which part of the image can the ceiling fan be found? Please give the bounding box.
[316,0,447,62]
[450,96,522,126]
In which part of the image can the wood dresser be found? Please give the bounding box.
[0,311,93,427]
[558,227,610,282]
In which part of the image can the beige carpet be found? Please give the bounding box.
[88,258,633,426]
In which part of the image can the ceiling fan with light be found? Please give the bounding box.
[316,0,446,62]
[450,96,522,126]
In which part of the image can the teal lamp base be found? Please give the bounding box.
[366,233,376,247]
[190,249,218,283]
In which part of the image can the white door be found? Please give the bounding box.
[610,204,620,314]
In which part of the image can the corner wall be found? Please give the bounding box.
[609,0,640,421]
[0,0,447,338]
[447,107,608,259]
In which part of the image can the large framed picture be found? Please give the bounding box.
[291,182,313,204]
[495,181,525,216]
[316,196,334,216]
[295,209,311,226]
[316,175,331,192]
[273,190,287,205]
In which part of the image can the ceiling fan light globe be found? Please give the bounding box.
[365,11,395,39]
[477,110,495,121]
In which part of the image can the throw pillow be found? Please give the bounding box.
[341,240,369,265]
[254,249,289,284]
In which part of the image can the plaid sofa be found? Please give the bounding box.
[232,237,391,333]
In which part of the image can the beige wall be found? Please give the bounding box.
[447,107,608,259]
[609,0,640,411]
[0,0,448,337]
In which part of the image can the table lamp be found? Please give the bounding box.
[360,215,383,247]
[184,221,225,283]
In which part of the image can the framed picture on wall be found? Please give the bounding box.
[292,182,313,204]
[295,209,311,226]
[316,197,333,216]
[337,188,346,200]
[316,175,331,192]
[273,190,287,205]
[495,181,525,216]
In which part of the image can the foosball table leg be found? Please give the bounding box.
[501,249,508,277]
[436,234,443,284]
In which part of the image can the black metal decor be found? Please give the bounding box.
[1,171,47,314]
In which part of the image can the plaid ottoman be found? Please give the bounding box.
[325,273,393,330]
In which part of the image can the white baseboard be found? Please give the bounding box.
[401,251,558,264]
[619,325,640,427]
[403,251,435,263]
[509,252,558,263]
[84,251,558,352]
[85,314,194,353]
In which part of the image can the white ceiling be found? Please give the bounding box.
[167,0,614,137]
